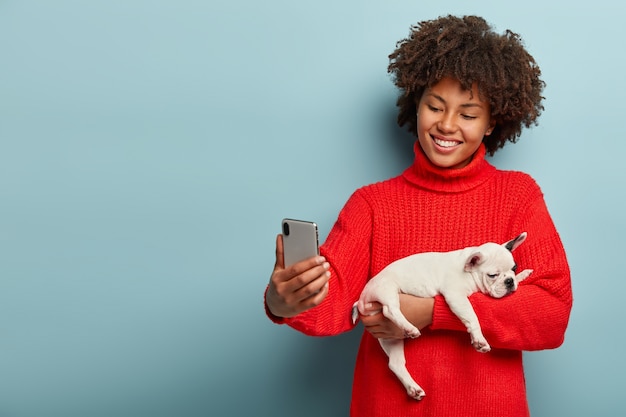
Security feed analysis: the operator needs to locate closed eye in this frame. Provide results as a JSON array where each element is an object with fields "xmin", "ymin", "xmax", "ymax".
[
  {"xmin": 512, "ymin": 264, "xmax": 518, "ymax": 272},
  {"xmin": 427, "ymin": 105, "xmax": 441, "ymax": 113},
  {"xmin": 487, "ymin": 273, "xmax": 498, "ymax": 279}
]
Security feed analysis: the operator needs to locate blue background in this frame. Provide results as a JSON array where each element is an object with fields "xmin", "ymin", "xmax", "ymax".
[{"xmin": 0, "ymin": 1, "xmax": 623, "ymax": 416}]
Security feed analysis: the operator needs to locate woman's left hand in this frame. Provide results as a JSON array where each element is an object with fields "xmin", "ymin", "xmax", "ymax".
[
  {"xmin": 359, "ymin": 302, "xmax": 405, "ymax": 339},
  {"xmin": 360, "ymin": 295, "xmax": 434, "ymax": 339}
]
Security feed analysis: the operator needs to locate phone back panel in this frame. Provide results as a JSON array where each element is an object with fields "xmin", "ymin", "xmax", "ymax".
[{"xmin": 282, "ymin": 219, "xmax": 319, "ymax": 266}]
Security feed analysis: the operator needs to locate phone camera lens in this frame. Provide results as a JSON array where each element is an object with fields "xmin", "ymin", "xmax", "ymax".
[{"xmin": 282, "ymin": 222, "xmax": 290, "ymax": 236}]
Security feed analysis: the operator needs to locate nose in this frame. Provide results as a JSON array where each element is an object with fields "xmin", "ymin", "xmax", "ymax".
[
  {"xmin": 437, "ymin": 112, "xmax": 457, "ymax": 133},
  {"xmin": 504, "ymin": 278, "xmax": 515, "ymax": 290}
]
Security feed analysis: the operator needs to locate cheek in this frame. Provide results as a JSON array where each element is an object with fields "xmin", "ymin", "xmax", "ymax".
[
  {"xmin": 460, "ymin": 127, "xmax": 488, "ymax": 147},
  {"xmin": 416, "ymin": 113, "xmax": 435, "ymax": 138}
]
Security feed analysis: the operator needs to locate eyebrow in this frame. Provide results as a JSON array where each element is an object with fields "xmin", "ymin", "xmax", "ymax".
[{"xmin": 427, "ymin": 93, "xmax": 485, "ymax": 109}]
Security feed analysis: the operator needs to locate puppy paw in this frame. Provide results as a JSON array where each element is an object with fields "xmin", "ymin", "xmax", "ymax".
[
  {"xmin": 407, "ymin": 385, "xmax": 426, "ymax": 401},
  {"xmin": 403, "ymin": 327, "xmax": 421, "ymax": 339},
  {"xmin": 471, "ymin": 336, "xmax": 491, "ymax": 353},
  {"xmin": 515, "ymin": 269, "xmax": 533, "ymax": 283},
  {"xmin": 475, "ymin": 343, "xmax": 491, "ymax": 353}
]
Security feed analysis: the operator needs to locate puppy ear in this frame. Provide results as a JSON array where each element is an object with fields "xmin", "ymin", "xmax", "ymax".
[
  {"xmin": 504, "ymin": 232, "xmax": 527, "ymax": 252},
  {"xmin": 464, "ymin": 252, "xmax": 484, "ymax": 272}
]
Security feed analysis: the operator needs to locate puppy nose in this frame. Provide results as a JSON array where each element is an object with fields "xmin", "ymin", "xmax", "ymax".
[{"xmin": 505, "ymin": 278, "xmax": 515, "ymax": 289}]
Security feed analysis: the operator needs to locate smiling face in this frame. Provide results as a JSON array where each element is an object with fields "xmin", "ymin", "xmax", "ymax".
[{"xmin": 416, "ymin": 77, "xmax": 496, "ymax": 169}]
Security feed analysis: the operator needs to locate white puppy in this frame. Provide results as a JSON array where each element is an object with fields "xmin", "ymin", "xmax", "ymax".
[{"xmin": 351, "ymin": 233, "xmax": 532, "ymax": 400}]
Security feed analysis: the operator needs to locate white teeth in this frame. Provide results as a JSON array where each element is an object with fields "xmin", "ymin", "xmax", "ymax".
[{"xmin": 434, "ymin": 138, "xmax": 459, "ymax": 148}]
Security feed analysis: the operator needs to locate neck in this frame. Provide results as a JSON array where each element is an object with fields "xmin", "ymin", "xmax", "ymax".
[{"xmin": 401, "ymin": 141, "xmax": 496, "ymax": 193}]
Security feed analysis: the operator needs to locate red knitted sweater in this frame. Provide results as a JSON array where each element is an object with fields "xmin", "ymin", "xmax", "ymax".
[{"xmin": 269, "ymin": 142, "xmax": 572, "ymax": 417}]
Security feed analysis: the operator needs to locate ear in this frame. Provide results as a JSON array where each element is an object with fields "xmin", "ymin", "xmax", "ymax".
[
  {"xmin": 504, "ymin": 232, "xmax": 527, "ymax": 252},
  {"xmin": 484, "ymin": 119, "xmax": 496, "ymax": 136},
  {"xmin": 464, "ymin": 251, "xmax": 485, "ymax": 272}
]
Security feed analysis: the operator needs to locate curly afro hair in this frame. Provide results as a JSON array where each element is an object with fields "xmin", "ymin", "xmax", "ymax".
[{"xmin": 388, "ymin": 15, "xmax": 545, "ymax": 155}]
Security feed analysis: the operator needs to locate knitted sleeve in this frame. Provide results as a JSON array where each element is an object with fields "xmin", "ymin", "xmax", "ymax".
[
  {"xmin": 431, "ymin": 180, "xmax": 573, "ymax": 351},
  {"xmin": 281, "ymin": 190, "xmax": 373, "ymax": 336}
]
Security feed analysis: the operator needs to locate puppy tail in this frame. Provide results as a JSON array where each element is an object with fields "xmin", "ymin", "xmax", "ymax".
[{"xmin": 351, "ymin": 302, "xmax": 360, "ymax": 325}]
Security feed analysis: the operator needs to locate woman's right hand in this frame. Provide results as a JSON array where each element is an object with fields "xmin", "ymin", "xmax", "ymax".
[{"xmin": 265, "ymin": 234, "xmax": 331, "ymax": 318}]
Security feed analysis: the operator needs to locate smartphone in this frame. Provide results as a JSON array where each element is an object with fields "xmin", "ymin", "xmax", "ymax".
[{"xmin": 281, "ymin": 218, "xmax": 320, "ymax": 267}]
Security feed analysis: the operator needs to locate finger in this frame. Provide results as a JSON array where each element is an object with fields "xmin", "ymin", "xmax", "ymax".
[
  {"xmin": 274, "ymin": 234, "xmax": 285, "ymax": 269},
  {"xmin": 367, "ymin": 329, "xmax": 387, "ymax": 339},
  {"xmin": 362, "ymin": 321, "xmax": 387, "ymax": 338},
  {"xmin": 360, "ymin": 310, "xmax": 384, "ymax": 326},
  {"xmin": 298, "ymin": 280, "xmax": 329, "ymax": 310},
  {"xmin": 361, "ymin": 301, "xmax": 383, "ymax": 315},
  {"xmin": 286, "ymin": 255, "xmax": 327, "ymax": 275},
  {"xmin": 292, "ymin": 265, "xmax": 331, "ymax": 300},
  {"xmin": 271, "ymin": 255, "xmax": 328, "ymax": 293},
  {"xmin": 280, "ymin": 256, "xmax": 328, "ymax": 289}
]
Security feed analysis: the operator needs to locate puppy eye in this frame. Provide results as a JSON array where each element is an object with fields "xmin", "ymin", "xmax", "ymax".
[
  {"xmin": 487, "ymin": 273, "xmax": 498, "ymax": 279},
  {"xmin": 512, "ymin": 264, "xmax": 518, "ymax": 272}
]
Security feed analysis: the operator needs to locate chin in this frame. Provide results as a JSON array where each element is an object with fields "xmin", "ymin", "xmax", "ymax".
[{"xmin": 489, "ymin": 286, "xmax": 509, "ymax": 299}]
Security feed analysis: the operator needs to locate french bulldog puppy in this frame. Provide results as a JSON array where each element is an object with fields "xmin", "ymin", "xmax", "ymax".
[{"xmin": 351, "ymin": 233, "xmax": 533, "ymax": 400}]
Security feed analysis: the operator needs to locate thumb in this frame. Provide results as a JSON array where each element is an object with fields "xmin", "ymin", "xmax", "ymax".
[
  {"xmin": 363, "ymin": 301, "xmax": 383, "ymax": 315},
  {"xmin": 274, "ymin": 234, "xmax": 285, "ymax": 270}
]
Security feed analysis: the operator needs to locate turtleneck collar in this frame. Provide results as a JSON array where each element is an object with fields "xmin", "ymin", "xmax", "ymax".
[{"xmin": 402, "ymin": 141, "xmax": 497, "ymax": 193}]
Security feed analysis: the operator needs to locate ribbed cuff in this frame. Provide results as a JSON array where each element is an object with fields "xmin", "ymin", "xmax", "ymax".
[{"xmin": 430, "ymin": 295, "xmax": 466, "ymax": 332}]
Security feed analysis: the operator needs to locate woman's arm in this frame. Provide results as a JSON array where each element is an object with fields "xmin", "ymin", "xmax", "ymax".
[
  {"xmin": 265, "ymin": 190, "xmax": 375, "ymax": 336},
  {"xmin": 430, "ymin": 195, "xmax": 573, "ymax": 351},
  {"xmin": 360, "ymin": 189, "xmax": 572, "ymax": 351}
]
